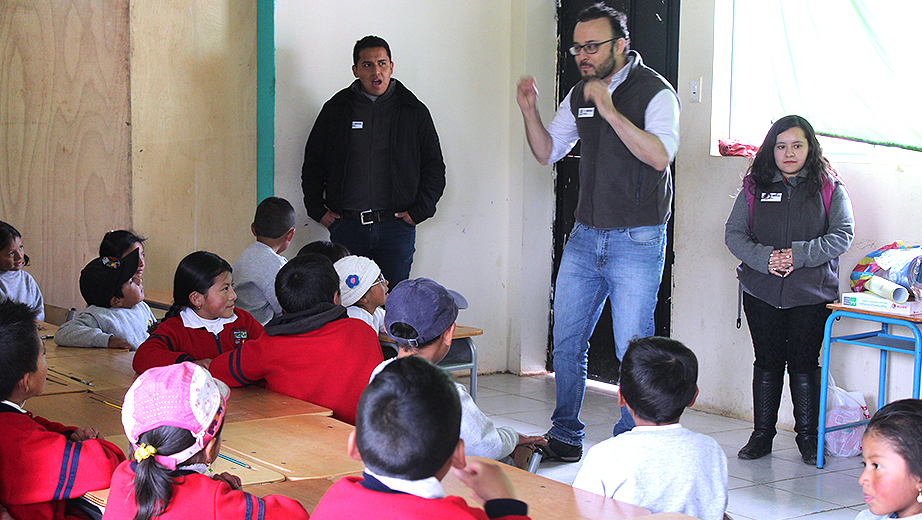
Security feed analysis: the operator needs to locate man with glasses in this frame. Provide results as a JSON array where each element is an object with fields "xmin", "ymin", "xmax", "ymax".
[
  {"xmin": 516, "ymin": 3, "xmax": 680, "ymax": 462},
  {"xmin": 303, "ymin": 35, "xmax": 446, "ymax": 286}
]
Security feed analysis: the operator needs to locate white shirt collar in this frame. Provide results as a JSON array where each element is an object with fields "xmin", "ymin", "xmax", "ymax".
[
  {"xmin": 606, "ymin": 51, "xmax": 637, "ymax": 93},
  {"xmin": 630, "ymin": 423, "xmax": 683, "ymax": 432},
  {"xmin": 365, "ymin": 468, "xmax": 446, "ymax": 499},
  {"xmin": 179, "ymin": 307, "xmax": 237, "ymax": 335},
  {"xmin": 2, "ymin": 400, "xmax": 27, "ymax": 413}
]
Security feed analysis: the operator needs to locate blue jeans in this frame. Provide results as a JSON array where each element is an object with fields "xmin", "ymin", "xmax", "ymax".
[
  {"xmin": 329, "ymin": 217, "xmax": 416, "ymax": 284},
  {"xmin": 549, "ymin": 222, "xmax": 666, "ymax": 445}
]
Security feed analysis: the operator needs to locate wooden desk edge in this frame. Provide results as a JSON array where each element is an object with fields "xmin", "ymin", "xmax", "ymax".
[{"xmin": 827, "ymin": 303, "xmax": 922, "ymax": 323}]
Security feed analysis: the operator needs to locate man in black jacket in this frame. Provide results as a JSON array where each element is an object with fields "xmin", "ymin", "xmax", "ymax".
[{"xmin": 302, "ymin": 35, "xmax": 446, "ymax": 285}]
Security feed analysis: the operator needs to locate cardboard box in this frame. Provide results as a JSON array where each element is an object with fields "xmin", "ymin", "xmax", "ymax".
[{"xmin": 841, "ymin": 292, "xmax": 922, "ymax": 315}]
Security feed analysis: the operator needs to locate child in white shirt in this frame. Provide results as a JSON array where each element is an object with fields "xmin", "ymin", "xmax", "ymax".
[{"xmin": 334, "ymin": 256, "xmax": 387, "ymax": 334}]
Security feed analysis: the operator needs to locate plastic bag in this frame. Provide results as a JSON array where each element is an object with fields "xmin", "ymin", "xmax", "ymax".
[{"xmin": 824, "ymin": 374, "xmax": 870, "ymax": 458}]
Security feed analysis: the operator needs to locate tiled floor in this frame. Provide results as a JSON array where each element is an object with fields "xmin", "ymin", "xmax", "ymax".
[{"xmin": 466, "ymin": 372, "xmax": 867, "ymax": 520}]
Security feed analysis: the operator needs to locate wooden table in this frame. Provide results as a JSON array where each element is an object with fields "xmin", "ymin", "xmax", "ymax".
[
  {"xmin": 46, "ymin": 351, "xmax": 137, "ymax": 391},
  {"xmin": 247, "ymin": 457, "xmax": 653, "ymax": 520},
  {"xmin": 93, "ymin": 385, "xmax": 333, "ymax": 423},
  {"xmin": 25, "ymin": 391, "xmax": 125, "ymax": 436},
  {"xmin": 143, "ymin": 289, "xmax": 172, "ymax": 311},
  {"xmin": 220, "ymin": 415, "xmax": 362, "ymax": 480}
]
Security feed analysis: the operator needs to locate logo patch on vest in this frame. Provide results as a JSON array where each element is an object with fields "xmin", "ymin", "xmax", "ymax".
[
  {"xmin": 577, "ymin": 107, "xmax": 595, "ymax": 118},
  {"xmin": 352, "ymin": 121, "xmax": 363, "ymax": 129},
  {"xmin": 761, "ymin": 192, "xmax": 782, "ymax": 202}
]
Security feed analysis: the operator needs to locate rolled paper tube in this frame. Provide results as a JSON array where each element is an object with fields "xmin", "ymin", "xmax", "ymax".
[{"xmin": 866, "ymin": 275, "xmax": 909, "ymax": 303}]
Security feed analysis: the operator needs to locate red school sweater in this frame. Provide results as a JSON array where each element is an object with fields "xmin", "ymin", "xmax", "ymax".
[
  {"xmin": 132, "ymin": 308, "xmax": 263, "ymax": 374},
  {"xmin": 0, "ymin": 405, "xmax": 125, "ymax": 520},
  {"xmin": 209, "ymin": 317, "xmax": 383, "ymax": 425},
  {"xmin": 310, "ymin": 476, "xmax": 531, "ymax": 520},
  {"xmin": 102, "ymin": 461, "xmax": 309, "ymax": 520}
]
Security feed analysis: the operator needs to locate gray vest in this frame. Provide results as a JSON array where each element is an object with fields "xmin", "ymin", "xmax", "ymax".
[
  {"xmin": 570, "ymin": 56, "xmax": 676, "ymax": 229},
  {"xmin": 737, "ymin": 176, "xmax": 840, "ymax": 308}
]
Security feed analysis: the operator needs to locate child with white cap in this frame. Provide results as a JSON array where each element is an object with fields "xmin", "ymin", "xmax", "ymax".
[
  {"xmin": 334, "ymin": 255, "xmax": 388, "ymax": 333},
  {"xmin": 102, "ymin": 362, "xmax": 308, "ymax": 520}
]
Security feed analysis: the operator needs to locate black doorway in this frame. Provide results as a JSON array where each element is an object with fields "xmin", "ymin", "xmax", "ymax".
[{"xmin": 548, "ymin": 0, "xmax": 680, "ymax": 383}]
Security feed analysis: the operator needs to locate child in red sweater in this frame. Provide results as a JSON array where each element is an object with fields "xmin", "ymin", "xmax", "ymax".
[
  {"xmin": 133, "ymin": 251, "xmax": 263, "ymax": 374},
  {"xmin": 210, "ymin": 254, "xmax": 382, "ymax": 425},
  {"xmin": 103, "ymin": 362, "xmax": 308, "ymax": 519},
  {"xmin": 0, "ymin": 301, "xmax": 125, "ymax": 519},
  {"xmin": 311, "ymin": 356, "xmax": 531, "ymax": 520}
]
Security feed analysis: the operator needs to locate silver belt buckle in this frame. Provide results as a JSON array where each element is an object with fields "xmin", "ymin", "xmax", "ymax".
[{"xmin": 360, "ymin": 210, "xmax": 374, "ymax": 225}]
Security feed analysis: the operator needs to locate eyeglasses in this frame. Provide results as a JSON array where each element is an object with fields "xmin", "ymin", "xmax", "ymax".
[
  {"xmin": 372, "ymin": 273, "xmax": 387, "ymax": 287},
  {"xmin": 569, "ymin": 38, "xmax": 616, "ymax": 56}
]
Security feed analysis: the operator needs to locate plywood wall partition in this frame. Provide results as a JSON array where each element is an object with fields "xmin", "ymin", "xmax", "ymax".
[
  {"xmin": 130, "ymin": 1, "xmax": 258, "ymax": 295},
  {"xmin": 0, "ymin": 0, "xmax": 132, "ymax": 310},
  {"xmin": 1, "ymin": 0, "xmax": 258, "ymax": 312}
]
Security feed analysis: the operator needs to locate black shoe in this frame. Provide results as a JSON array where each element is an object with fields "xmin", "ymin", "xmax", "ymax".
[
  {"xmin": 537, "ymin": 434, "xmax": 582, "ymax": 463},
  {"xmin": 738, "ymin": 431, "xmax": 773, "ymax": 460},
  {"xmin": 796, "ymin": 435, "xmax": 818, "ymax": 465}
]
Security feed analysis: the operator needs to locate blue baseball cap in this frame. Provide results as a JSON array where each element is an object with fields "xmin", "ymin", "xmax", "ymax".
[{"xmin": 385, "ymin": 278, "xmax": 468, "ymax": 347}]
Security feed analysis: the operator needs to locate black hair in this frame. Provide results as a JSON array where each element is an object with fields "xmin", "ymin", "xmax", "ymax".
[
  {"xmin": 389, "ymin": 322, "xmax": 441, "ymax": 351},
  {"xmin": 131, "ymin": 426, "xmax": 197, "ymax": 520},
  {"xmin": 275, "ymin": 254, "xmax": 339, "ymax": 313},
  {"xmin": 160, "ymin": 251, "xmax": 232, "ymax": 322},
  {"xmin": 0, "ymin": 301, "xmax": 41, "ymax": 400},
  {"xmin": 353, "ymin": 35, "xmax": 391, "ymax": 66},
  {"xmin": 252, "ymin": 197, "xmax": 296, "ymax": 239},
  {"xmin": 0, "ymin": 221, "xmax": 29, "ymax": 267},
  {"xmin": 297, "ymin": 240, "xmax": 350, "ymax": 263},
  {"xmin": 746, "ymin": 115, "xmax": 839, "ymax": 195},
  {"xmin": 620, "ymin": 336, "xmax": 698, "ymax": 424},
  {"xmin": 576, "ymin": 2, "xmax": 631, "ymax": 51},
  {"xmin": 99, "ymin": 230, "xmax": 147, "ymax": 258},
  {"xmin": 864, "ymin": 399, "xmax": 922, "ymax": 482},
  {"xmin": 355, "ymin": 356, "xmax": 461, "ymax": 480}
]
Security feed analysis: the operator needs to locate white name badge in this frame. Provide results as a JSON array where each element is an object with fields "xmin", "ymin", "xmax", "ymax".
[
  {"xmin": 761, "ymin": 192, "xmax": 782, "ymax": 202},
  {"xmin": 352, "ymin": 121, "xmax": 364, "ymax": 129},
  {"xmin": 577, "ymin": 107, "xmax": 595, "ymax": 118}
]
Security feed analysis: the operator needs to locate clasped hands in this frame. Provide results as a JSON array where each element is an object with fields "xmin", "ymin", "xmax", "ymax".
[{"xmin": 768, "ymin": 248, "xmax": 793, "ymax": 278}]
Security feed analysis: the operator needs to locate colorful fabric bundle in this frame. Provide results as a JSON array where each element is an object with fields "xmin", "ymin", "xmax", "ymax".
[{"xmin": 851, "ymin": 241, "xmax": 922, "ymax": 300}]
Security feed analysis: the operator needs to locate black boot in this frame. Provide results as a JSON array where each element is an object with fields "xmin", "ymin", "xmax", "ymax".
[
  {"xmin": 739, "ymin": 367, "xmax": 784, "ymax": 460},
  {"xmin": 791, "ymin": 368, "xmax": 821, "ymax": 465}
]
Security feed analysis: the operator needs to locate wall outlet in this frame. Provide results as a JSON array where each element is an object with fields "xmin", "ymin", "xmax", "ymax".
[{"xmin": 689, "ymin": 77, "xmax": 702, "ymax": 103}]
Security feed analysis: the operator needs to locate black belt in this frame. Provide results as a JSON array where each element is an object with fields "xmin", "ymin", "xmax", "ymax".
[{"xmin": 341, "ymin": 209, "xmax": 398, "ymax": 225}]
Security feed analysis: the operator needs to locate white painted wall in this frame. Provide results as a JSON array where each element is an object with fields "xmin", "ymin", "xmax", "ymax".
[
  {"xmin": 676, "ymin": 0, "xmax": 922, "ymax": 425},
  {"xmin": 275, "ymin": 0, "xmax": 922, "ymax": 425},
  {"xmin": 274, "ymin": 0, "xmax": 557, "ymax": 375}
]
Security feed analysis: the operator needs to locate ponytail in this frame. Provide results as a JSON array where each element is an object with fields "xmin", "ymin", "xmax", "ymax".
[{"xmin": 131, "ymin": 426, "xmax": 196, "ymax": 520}]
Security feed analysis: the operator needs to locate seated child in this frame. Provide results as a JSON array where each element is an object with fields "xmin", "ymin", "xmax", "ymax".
[
  {"xmin": 0, "ymin": 221, "xmax": 44, "ymax": 321},
  {"xmin": 311, "ymin": 356, "xmax": 531, "ymax": 520},
  {"xmin": 335, "ymin": 255, "xmax": 388, "ymax": 333},
  {"xmin": 210, "ymin": 254, "xmax": 383, "ymax": 425},
  {"xmin": 133, "ymin": 251, "xmax": 263, "ymax": 374},
  {"xmin": 102, "ymin": 362, "xmax": 309, "ymax": 519},
  {"xmin": 855, "ymin": 398, "xmax": 922, "ymax": 520},
  {"xmin": 572, "ymin": 336, "xmax": 728, "ymax": 520},
  {"xmin": 298, "ymin": 239, "xmax": 350, "ymax": 262},
  {"xmin": 0, "ymin": 301, "xmax": 125, "ymax": 519},
  {"xmin": 378, "ymin": 278, "xmax": 545, "ymax": 462},
  {"xmin": 99, "ymin": 229, "xmax": 147, "ymax": 276},
  {"xmin": 55, "ymin": 248, "xmax": 155, "ymax": 350},
  {"xmin": 232, "ymin": 197, "xmax": 296, "ymax": 325}
]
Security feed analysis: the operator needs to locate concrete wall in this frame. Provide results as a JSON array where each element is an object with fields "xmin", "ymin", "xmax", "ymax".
[
  {"xmin": 675, "ymin": 0, "xmax": 922, "ymax": 425},
  {"xmin": 275, "ymin": 0, "xmax": 922, "ymax": 424},
  {"xmin": 274, "ymin": 0, "xmax": 558, "ymax": 374}
]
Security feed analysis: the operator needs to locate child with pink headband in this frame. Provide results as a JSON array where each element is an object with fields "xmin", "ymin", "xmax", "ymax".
[{"xmin": 102, "ymin": 362, "xmax": 308, "ymax": 520}]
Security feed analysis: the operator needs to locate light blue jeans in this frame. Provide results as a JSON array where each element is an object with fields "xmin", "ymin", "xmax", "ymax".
[{"xmin": 549, "ymin": 222, "xmax": 666, "ymax": 445}]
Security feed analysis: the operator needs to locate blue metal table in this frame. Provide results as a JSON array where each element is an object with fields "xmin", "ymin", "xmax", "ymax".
[{"xmin": 817, "ymin": 304, "xmax": 922, "ymax": 468}]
